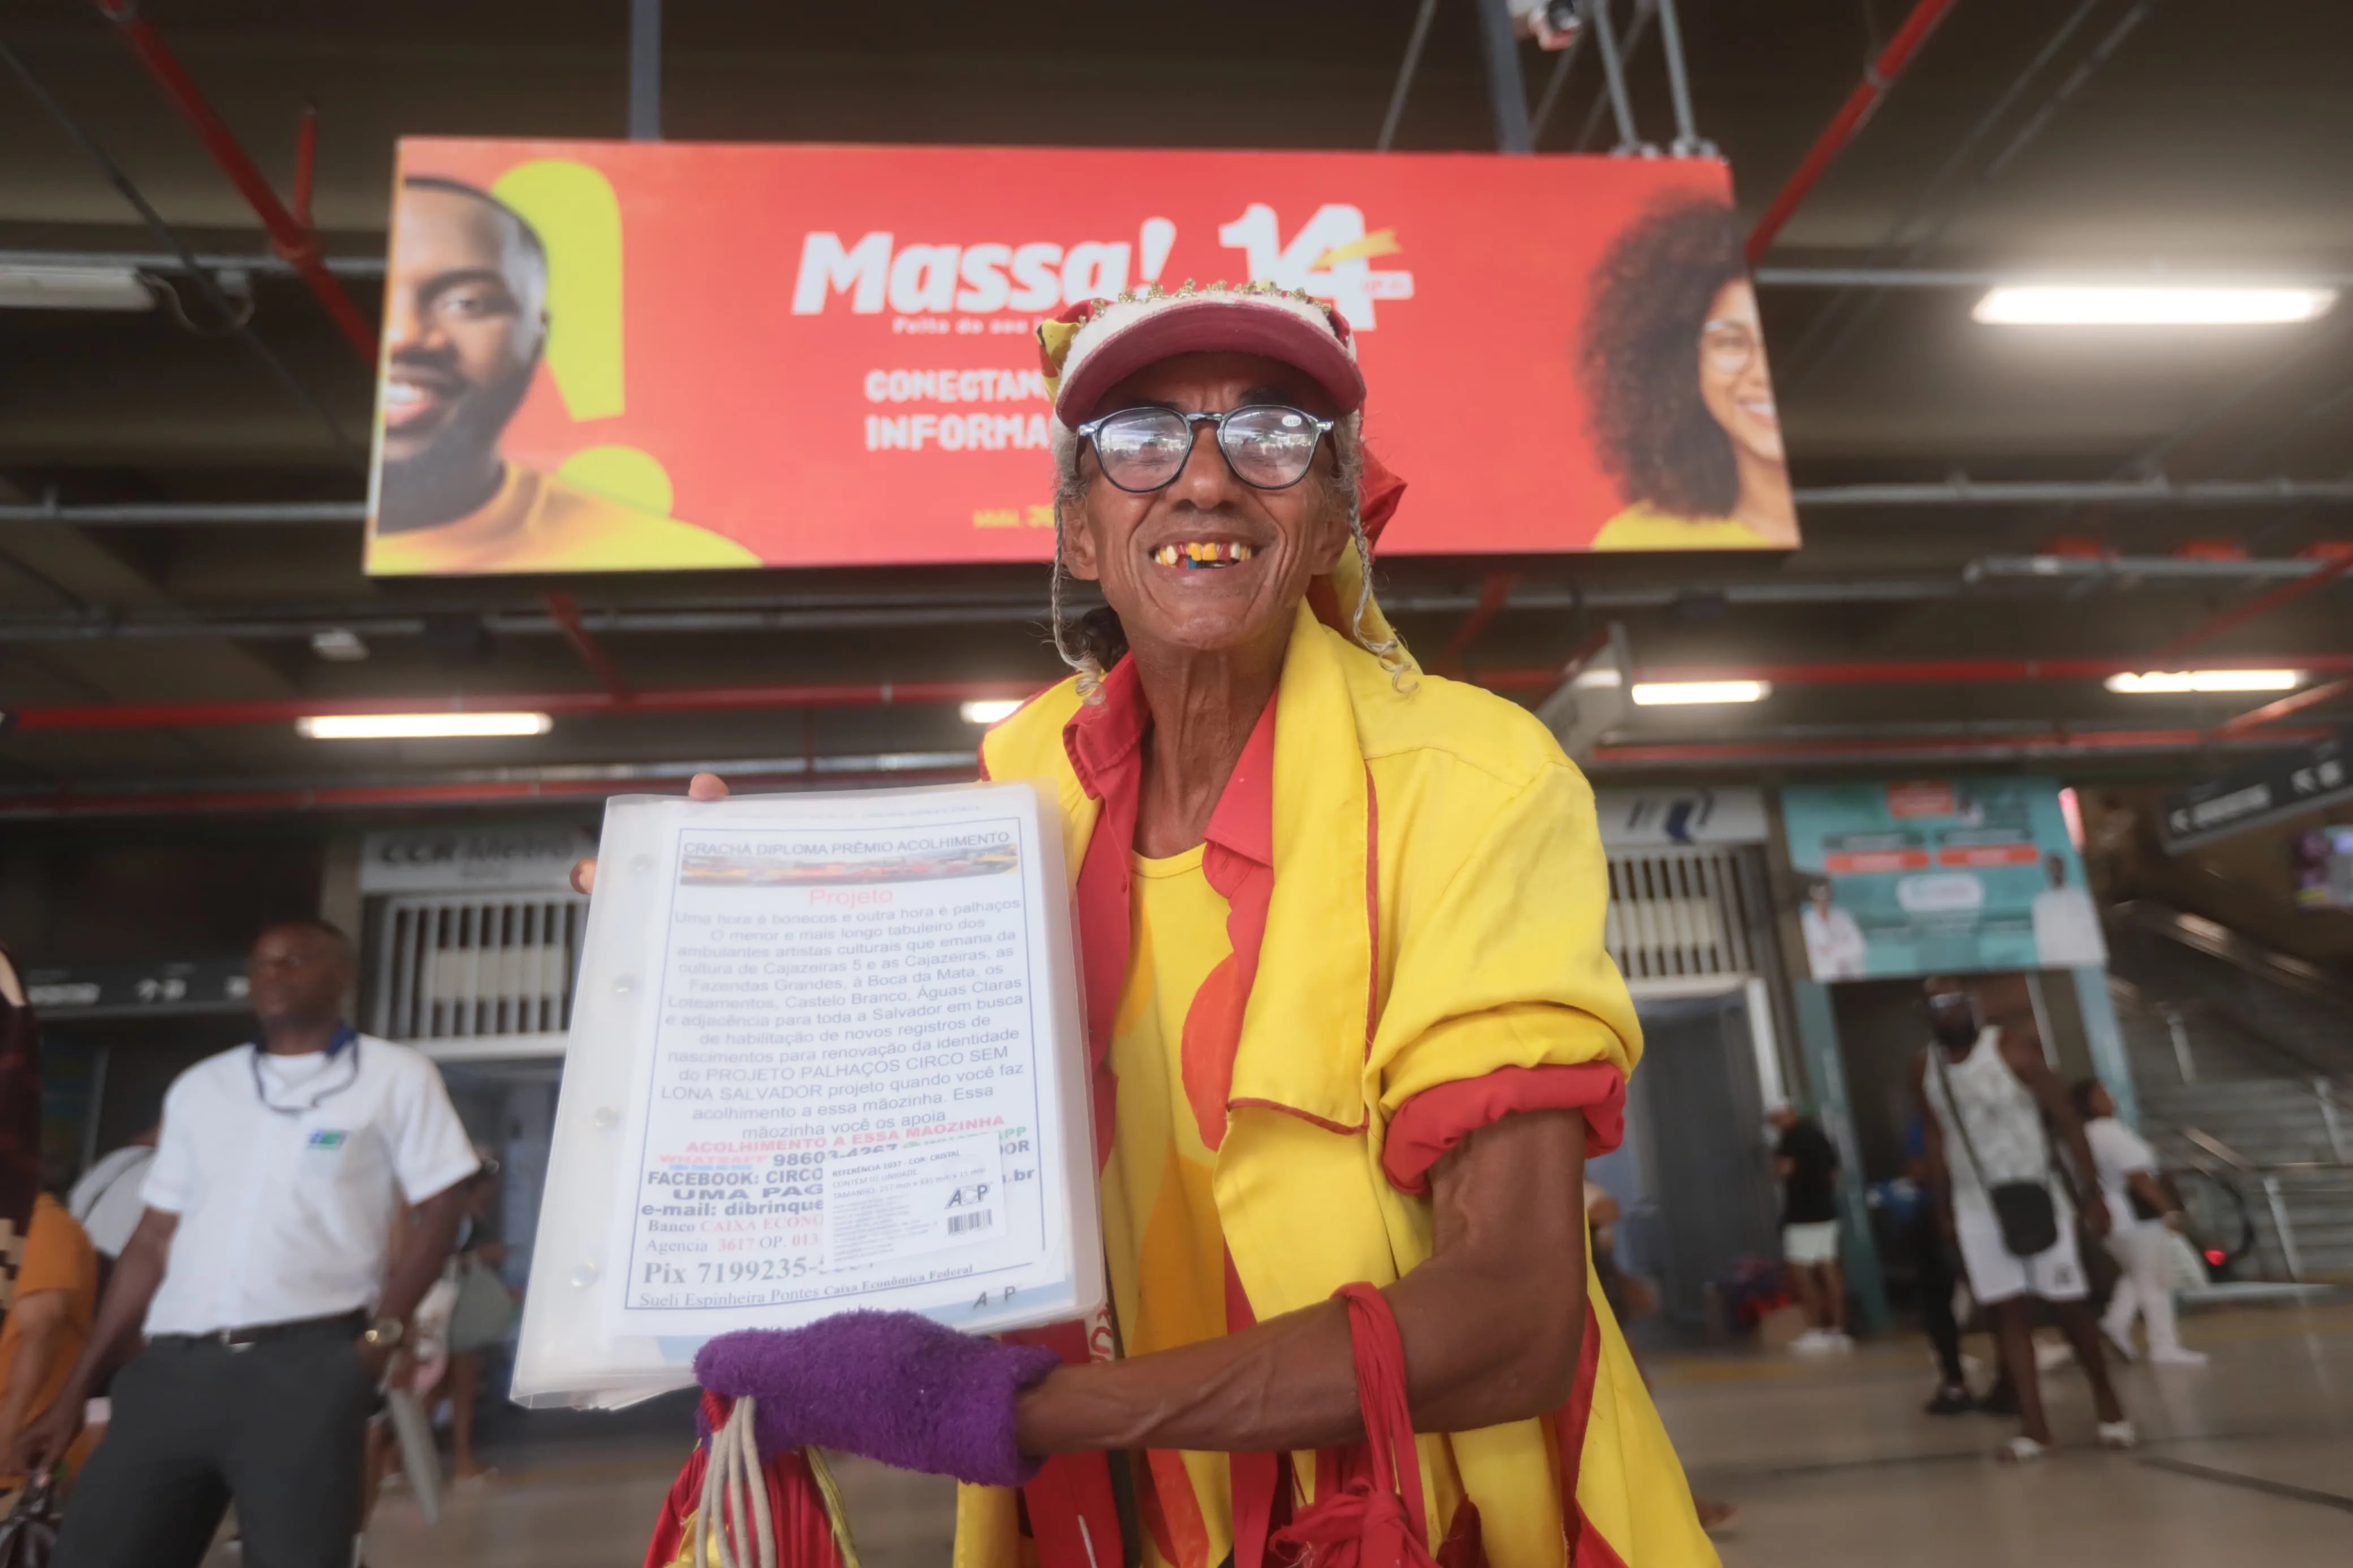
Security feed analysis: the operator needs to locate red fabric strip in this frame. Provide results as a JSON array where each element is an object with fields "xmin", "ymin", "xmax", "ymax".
[
  {"xmin": 1380, "ymin": 1064, "xmax": 1626, "ymax": 1195},
  {"xmin": 1552, "ymin": 1284, "xmax": 1631, "ymax": 1568}
]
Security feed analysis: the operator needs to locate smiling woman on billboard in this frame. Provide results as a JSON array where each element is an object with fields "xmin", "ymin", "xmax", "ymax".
[{"xmin": 1580, "ymin": 196, "xmax": 1799, "ymax": 550}]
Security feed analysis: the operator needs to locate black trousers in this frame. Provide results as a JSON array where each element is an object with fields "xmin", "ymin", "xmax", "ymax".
[
  {"xmin": 55, "ymin": 1323, "xmax": 376, "ymax": 1568},
  {"xmin": 1911, "ymin": 1207, "xmax": 1967, "ymax": 1386}
]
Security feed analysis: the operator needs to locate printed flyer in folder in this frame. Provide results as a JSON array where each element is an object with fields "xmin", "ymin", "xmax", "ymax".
[{"xmin": 515, "ymin": 782, "xmax": 1101, "ymax": 1405}]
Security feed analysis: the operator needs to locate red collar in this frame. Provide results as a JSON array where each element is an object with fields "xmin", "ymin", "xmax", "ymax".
[{"xmin": 1062, "ymin": 655, "xmax": 1274, "ymax": 872}]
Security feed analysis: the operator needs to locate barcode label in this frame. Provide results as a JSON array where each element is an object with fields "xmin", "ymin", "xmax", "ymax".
[{"xmin": 947, "ymin": 1211, "xmax": 993, "ymax": 1236}]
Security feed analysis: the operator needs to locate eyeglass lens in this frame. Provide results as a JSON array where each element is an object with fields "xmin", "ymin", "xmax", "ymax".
[
  {"xmin": 1091, "ymin": 406, "xmax": 1322, "ymax": 492},
  {"xmin": 1701, "ymin": 319, "xmax": 1760, "ymax": 376}
]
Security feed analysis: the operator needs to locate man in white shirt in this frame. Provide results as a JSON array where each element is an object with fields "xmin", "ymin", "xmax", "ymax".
[
  {"xmin": 2031, "ymin": 854, "xmax": 2106, "ymax": 966},
  {"xmin": 1800, "ymin": 878, "xmax": 1868, "ymax": 979},
  {"xmin": 20, "ymin": 920, "xmax": 479, "ymax": 1568}
]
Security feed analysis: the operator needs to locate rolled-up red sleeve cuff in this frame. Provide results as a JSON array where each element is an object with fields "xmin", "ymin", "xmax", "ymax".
[{"xmin": 1381, "ymin": 1062, "xmax": 1627, "ymax": 1194}]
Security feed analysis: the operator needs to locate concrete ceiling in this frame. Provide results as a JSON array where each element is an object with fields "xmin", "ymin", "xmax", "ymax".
[{"xmin": 0, "ymin": 0, "xmax": 2348, "ymax": 813}]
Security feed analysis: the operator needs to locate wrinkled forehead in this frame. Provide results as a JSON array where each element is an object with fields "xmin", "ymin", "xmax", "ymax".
[{"xmin": 1088, "ymin": 351, "xmax": 1338, "ymax": 422}]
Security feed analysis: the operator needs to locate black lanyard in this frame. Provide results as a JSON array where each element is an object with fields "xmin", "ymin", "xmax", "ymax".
[{"xmin": 250, "ymin": 1027, "xmax": 362, "ymax": 1116}]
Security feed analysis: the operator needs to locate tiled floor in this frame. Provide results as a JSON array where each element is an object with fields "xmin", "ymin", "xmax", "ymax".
[{"xmin": 339, "ymin": 1299, "xmax": 2353, "ymax": 1567}]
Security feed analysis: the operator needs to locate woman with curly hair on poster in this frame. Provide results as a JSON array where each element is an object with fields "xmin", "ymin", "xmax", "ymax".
[{"xmin": 1581, "ymin": 196, "xmax": 1799, "ymax": 549}]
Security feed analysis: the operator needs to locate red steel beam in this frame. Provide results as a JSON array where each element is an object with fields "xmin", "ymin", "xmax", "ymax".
[
  {"xmin": 92, "ymin": 2, "xmax": 374, "ymax": 361},
  {"xmin": 1745, "ymin": 0, "xmax": 1963, "ymax": 264},
  {"xmin": 2213, "ymin": 675, "xmax": 2353, "ymax": 738},
  {"xmin": 2149, "ymin": 548, "xmax": 2353, "ymax": 664},
  {"xmin": 545, "ymin": 593, "xmax": 632, "ymax": 698},
  {"xmin": 1432, "ymin": 572, "xmax": 1515, "ymax": 678}
]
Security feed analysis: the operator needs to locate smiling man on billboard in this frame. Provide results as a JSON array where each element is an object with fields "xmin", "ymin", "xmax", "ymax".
[{"xmin": 367, "ymin": 176, "xmax": 756, "ymax": 574}]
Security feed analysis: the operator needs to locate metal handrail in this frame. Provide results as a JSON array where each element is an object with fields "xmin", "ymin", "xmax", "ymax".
[
  {"xmin": 2157, "ymin": 1119, "xmax": 2353, "ymax": 1285},
  {"xmin": 2111, "ymin": 900, "xmax": 2353, "ymax": 1010}
]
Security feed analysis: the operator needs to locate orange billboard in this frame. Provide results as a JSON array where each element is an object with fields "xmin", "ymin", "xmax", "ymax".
[{"xmin": 368, "ymin": 139, "xmax": 1797, "ymax": 575}]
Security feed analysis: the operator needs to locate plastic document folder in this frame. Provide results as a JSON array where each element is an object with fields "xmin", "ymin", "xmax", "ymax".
[{"xmin": 514, "ymin": 780, "xmax": 1103, "ymax": 1406}]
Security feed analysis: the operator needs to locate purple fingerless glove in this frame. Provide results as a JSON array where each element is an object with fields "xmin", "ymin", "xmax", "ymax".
[{"xmin": 694, "ymin": 1311, "xmax": 1062, "ymax": 1487}]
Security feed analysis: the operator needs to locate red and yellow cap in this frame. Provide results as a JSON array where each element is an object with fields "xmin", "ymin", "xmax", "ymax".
[{"xmin": 1038, "ymin": 281, "xmax": 1366, "ymax": 430}]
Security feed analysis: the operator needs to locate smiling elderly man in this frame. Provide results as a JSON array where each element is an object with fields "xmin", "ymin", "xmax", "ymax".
[{"xmin": 605, "ymin": 283, "xmax": 1711, "ymax": 1568}]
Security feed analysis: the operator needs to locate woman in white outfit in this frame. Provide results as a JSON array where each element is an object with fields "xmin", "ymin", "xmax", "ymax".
[{"xmin": 2071, "ymin": 1080, "xmax": 2207, "ymax": 1367}]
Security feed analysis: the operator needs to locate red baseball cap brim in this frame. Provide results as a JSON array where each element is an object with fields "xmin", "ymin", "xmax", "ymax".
[{"xmin": 1052, "ymin": 296, "xmax": 1367, "ymax": 424}]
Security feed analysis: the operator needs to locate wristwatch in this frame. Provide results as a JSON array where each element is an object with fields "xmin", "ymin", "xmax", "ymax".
[{"xmin": 361, "ymin": 1316, "xmax": 407, "ymax": 1351}]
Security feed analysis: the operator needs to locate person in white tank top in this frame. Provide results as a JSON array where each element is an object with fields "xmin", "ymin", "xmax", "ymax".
[{"xmin": 1915, "ymin": 975, "xmax": 2132, "ymax": 1462}]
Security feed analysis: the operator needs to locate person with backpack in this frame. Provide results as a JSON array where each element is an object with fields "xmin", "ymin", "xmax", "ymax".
[{"xmin": 1914, "ymin": 975, "xmax": 2131, "ymax": 1462}]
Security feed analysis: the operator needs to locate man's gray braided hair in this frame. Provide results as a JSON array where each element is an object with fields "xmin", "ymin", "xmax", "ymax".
[{"xmin": 1048, "ymin": 412, "xmax": 1411, "ymax": 702}]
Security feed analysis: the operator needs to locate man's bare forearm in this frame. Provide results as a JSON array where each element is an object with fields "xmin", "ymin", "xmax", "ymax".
[
  {"xmin": 58, "ymin": 1210, "xmax": 174, "ymax": 1399},
  {"xmin": 378, "ymin": 1185, "xmax": 467, "ymax": 1326},
  {"xmin": 1015, "ymin": 1108, "xmax": 1588, "ymax": 1456}
]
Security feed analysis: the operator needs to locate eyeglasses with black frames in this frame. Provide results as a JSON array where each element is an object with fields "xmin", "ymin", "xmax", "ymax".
[{"xmin": 1076, "ymin": 404, "xmax": 1334, "ymax": 494}]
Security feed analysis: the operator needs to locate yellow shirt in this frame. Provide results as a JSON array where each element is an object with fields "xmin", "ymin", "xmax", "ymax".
[
  {"xmin": 1588, "ymin": 503, "xmax": 1777, "ymax": 551},
  {"xmin": 1102, "ymin": 847, "xmax": 1236, "ymax": 1568},
  {"xmin": 0, "ymin": 1196, "xmax": 97, "ymax": 1471},
  {"xmin": 365, "ymin": 463, "xmax": 760, "ymax": 574},
  {"xmin": 967, "ymin": 604, "xmax": 1712, "ymax": 1568}
]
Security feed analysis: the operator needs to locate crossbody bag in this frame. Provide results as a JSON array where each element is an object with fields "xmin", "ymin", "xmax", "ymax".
[{"xmin": 1929, "ymin": 1045, "xmax": 2060, "ymax": 1258}]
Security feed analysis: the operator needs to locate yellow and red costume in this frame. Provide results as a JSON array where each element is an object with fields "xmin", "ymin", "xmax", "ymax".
[{"xmin": 960, "ymin": 581, "xmax": 1716, "ymax": 1568}]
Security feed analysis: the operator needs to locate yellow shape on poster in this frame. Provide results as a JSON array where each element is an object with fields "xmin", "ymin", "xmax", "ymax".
[
  {"xmin": 559, "ymin": 446, "xmax": 674, "ymax": 516},
  {"xmin": 494, "ymin": 159, "xmax": 626, "ymax": 422}
]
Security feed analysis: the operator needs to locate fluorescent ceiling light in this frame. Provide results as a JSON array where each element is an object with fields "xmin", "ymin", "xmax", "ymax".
[
  {"xmin": 959, "ymin": 698, "xmax": 1023, "ymax": 725},
  {"xmin": 296, "ymin": 711, "xmax": 553, "ymax": 739},
  {"xmin": 0, "ymin": 263, "xmax": 156, "ymax": 312},
  {"xmin": 2105, "ymin": 669, "xmax": 2303, "ymax": 694},
  {"xmin": 1571, "ymin": 666, "xmax": 1624, "ymax": 689},
  {"xmin": 1975, "ymin": 284, "xmax": 2337, "ymax": 326},
  {"xmin": 1630, "ymin": 680, "xmax": 1772, "ymax": 706}
]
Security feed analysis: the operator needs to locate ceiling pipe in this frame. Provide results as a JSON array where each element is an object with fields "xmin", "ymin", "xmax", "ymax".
[
  {"xmin": 0, "ymin": 502, "xmax": 367, "ymax": 527},
  {"xmin": 7, "ymin": 679, "xmax": 1042, "ymax": 733},
  {"xmin": 0, "ymin": 750, "xmax": 982, "ymax": 822},
  {"xmin": 1744, "ymin": 0, "xmax": 1961, "ymax": 264},
  {"xmin": 1477, "ymin": 652, "xmax": 2353, "ymax": 693},
  {"xmin": 18, "ymin": 655, "xmax": 2353, "ymax": 735},
  {"xmin": 0, "ymin": 248, "xmax": 383, "ymax": 279},
  {"xmin": 14, "ymin": 478, "xmax": 2348, "ymax": 532},
  {"xmin": 1590, "ymin": 725, "xmax": 2333, "ymax": 769},
  {"xmin": 89, "ymin": 1, "xmax": 376, "ymax": 361},
  {"xmin": 15, "ymin": 247, "xmax": 2352, "ymax": 300},
  {"xmin": 1960, "ymin": 555, "xmax": 2337, "ymax": 585},
  {"xmin": 1754, "ymin": 266, "xmax": 2353, "ymax": 290},
  {"xmin": 1795, "ymin": 477, "xmax": 2353, "ymax": 508},
  {"xmin": 2, "ymin": 724, "xmax": 2318, "ymax": 814},
  {"xmin": 0, "ymin": 555, "xmax": 2336, "ymax": 649}
]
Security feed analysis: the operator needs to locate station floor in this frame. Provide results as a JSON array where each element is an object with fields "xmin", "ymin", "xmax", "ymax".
[{"xmin": 336, "ymin": 1298, "xmax": 2353, "ymax": 1568}]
